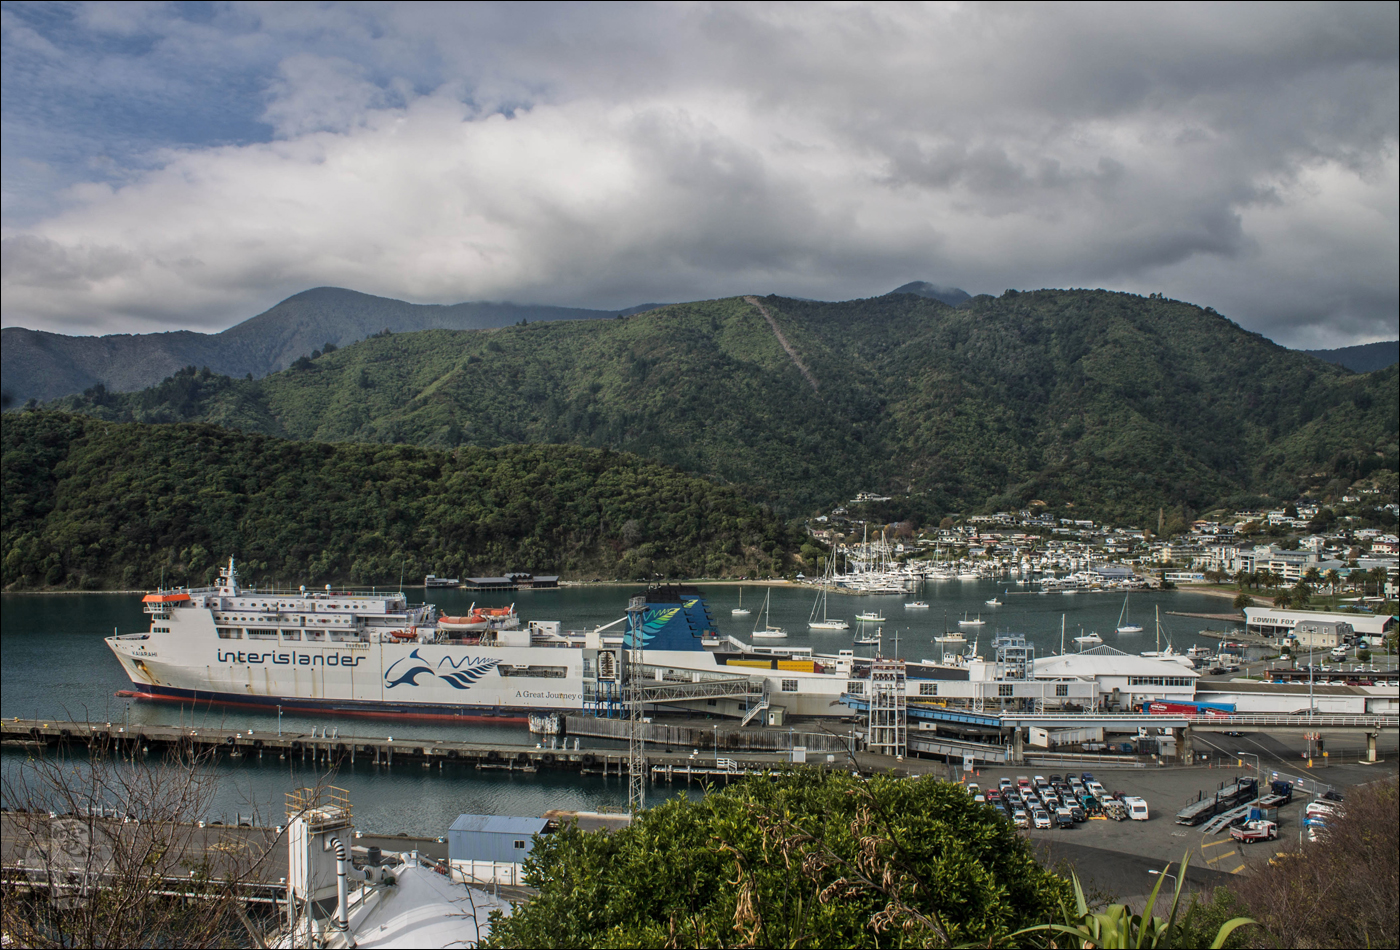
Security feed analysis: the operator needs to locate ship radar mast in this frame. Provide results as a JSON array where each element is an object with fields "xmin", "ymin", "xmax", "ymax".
[{"xmin": 218, "ymin": 557, "xmax": 240, "ymax": 595}]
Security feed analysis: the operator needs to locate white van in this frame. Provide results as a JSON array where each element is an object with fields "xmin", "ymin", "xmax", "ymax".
[
  {"xmin": 1124, "ymin": 796, "xmax": 1149, "ymax": 821},
  {"xmin": 1330, "ymin": 646, "xmax": 1349, "ymax": 660}
]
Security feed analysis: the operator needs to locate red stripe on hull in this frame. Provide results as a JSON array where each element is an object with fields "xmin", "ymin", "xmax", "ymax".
[{"xmin": 114, "ymin": 689, "xmax": 529, "ymax": 723}]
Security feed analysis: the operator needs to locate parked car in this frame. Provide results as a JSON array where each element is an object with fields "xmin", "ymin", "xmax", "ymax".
[
  {"xmin": 1055, "ymin": 807, "xmax": 1075, "ymax": 829},
  {"xmin": 1069, "ymin": 804, "xmax": 1086, "ymax": 823},
  {"xmin": 1013, "ymin": 809, "xmax": 1030, "ymax": 828},
  {"xmin": 986, "ymin": 789, "xmax": 1002, "ymax": 803},
  {"xmin": 1306, "ymin": 801, "xmax": 1343, "ymax": 820},
  {"xmin": 1033, "ymin": 810, "xmax": 1052, "ymax": 830}
]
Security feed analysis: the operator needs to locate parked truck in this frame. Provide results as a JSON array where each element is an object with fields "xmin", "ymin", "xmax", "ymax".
[
  {"xmin": 1175, "ymin": 777, "xmax": 1259, "ymax": 826},
  {"xmin": 1230, "ymin": 820, "xmax": 1278, "ymax": 843}
]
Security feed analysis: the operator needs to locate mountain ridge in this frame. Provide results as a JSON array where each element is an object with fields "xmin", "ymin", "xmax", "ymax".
[
  {"xmin": 1303, "ymin": 340, "xmax": 1399, "ymax": 374},
  {"xmin": 1, "ymin": 287, "xmax": 640, "ymax": 406},
  {"xmin": 10, "ymin": 280, "xmax": 1382, "ymax": 407},
  {"xmin": 47, "ymin": 288, "xmax": 1399, "ymax": 523}
]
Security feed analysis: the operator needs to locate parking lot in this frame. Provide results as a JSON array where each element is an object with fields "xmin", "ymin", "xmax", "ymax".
[{"xmin": 966, "ymin": 742, "xmax": 1398, "ymax": 904}]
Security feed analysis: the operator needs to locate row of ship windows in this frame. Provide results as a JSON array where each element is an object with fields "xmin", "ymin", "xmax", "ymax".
[{"xmin": 218, "ymin": 628, "xmax": 319, "ymax": 641}]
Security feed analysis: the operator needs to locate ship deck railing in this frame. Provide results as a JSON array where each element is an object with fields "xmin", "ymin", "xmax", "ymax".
[{"xmin": 159, "ymin": 584, "xmax": 414, "ymax": 599}]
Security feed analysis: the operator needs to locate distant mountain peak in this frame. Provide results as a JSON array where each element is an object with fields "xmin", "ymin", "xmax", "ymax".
[
  {"xmin": 1302, "ymin": 340, "xmax": 1399, "ymax": 374},
  {"xmin": 890, "ymin": 281, "xmax": 972, "ymax": 306}
]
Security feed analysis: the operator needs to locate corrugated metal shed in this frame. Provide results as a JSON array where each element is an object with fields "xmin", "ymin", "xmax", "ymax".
[{"xmin": 447, "ymin": 814, "xmax": 550, "ymax": 864}]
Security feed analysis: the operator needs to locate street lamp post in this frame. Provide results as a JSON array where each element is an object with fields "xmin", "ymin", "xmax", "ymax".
[
  {"xmin": 1148, "ymin": 868, "xmax": 1178, "ymax": 892},
  {"xmin": 1235, "ymin": 751, "xmax": 1261, "ymax": 786}
]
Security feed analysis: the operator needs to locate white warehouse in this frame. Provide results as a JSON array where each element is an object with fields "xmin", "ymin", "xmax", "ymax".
[{"xmin": 1032, "ymin": 646, "xmax": 1199, "ymax": 710}]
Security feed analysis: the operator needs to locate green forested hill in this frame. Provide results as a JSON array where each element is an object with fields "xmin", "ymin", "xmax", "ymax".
[
  {"xmin": 49, "ymin": 290, "xmax": 1400, "ymax": 523},
  {"xmin": 1, "ymin": 412, "xmax": 801, "ymax": 590}
]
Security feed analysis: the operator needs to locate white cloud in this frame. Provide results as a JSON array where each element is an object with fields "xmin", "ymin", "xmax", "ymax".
[{"xmin": 1, "ymin": 2, "xmax": 1395, "ymax": 345}]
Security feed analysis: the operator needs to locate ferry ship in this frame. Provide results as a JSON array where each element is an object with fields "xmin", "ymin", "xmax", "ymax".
[
  {"xmin": 106, "ymin": 558, "xmax": 865, "ymax": 722},
  {"xmin": 107, "ymin": 558, "xmax": 1122, "ymax": 723}
]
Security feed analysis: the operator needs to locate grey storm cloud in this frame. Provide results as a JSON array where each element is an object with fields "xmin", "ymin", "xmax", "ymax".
[{"xmin": 0, "ymin": 2, "xmax": 1395, "ymax": 348}]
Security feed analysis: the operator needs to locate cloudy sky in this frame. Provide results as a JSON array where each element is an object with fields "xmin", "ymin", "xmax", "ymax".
[{"xmin": 2, "ymin": 2, "xmax": 1396, "ymax": 348}]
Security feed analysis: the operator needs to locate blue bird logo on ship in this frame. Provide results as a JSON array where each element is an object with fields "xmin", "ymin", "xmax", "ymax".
[{"xmin": 384, "ymin": 650, "xmax": 500, "ymax": 690}]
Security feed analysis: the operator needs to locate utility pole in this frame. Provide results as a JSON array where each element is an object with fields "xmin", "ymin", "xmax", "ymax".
[
  {"xmin": 626, "ymin": 594, "xmax": 648, "ymax": 814},
  {"xmin": 1309, "ymin": 648, "xmax": 1315, "ymax": 717}
]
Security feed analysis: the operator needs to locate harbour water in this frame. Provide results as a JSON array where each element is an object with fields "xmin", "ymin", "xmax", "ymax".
[{"xmin": 1, "ymin": 581, "xmax": 1241, "ymax": 834}]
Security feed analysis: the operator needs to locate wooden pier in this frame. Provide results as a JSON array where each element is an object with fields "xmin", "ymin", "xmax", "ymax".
[{"xmin": 0, "ymin": 718, "xmax": 809, "ymax": 778}]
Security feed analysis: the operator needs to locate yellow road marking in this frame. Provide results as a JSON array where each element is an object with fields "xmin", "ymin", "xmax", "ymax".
[
  {"xmin": 1229, "ymin": 863, "xmax": 1246, "ymax": 874},
  {"xmin": 1201, "ymin": 839, "xmax": 1232, "ymax": 849},
  {"xmin": 1211, "ymin": 850, "xmax": 1237, "ymax": 862}
]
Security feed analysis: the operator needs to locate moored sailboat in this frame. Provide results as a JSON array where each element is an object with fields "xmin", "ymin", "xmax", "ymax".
[
  {"xmin": 752, "ymin": 588, "xmax": 787, "ymax": 639},
  {"xmin": 1115, "ymin": 591, "xmax": 1143, "ymax": 634}
]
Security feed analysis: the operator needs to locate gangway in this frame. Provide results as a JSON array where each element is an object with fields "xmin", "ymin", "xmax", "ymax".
[
  {"xmin": 908, "ymin": 734, "xmax": 1010, "ymax": 764},
  {"xmin": 630, "ymin": 664, "xmax": 765, "ymax": 707}
]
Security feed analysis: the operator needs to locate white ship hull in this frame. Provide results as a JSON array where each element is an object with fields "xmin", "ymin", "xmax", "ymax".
[{"xmin": 106, "ymin": 561, "xmax": 866, "ymax": 720}]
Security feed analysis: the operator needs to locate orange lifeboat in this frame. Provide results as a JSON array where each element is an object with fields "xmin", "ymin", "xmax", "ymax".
[
  {"xmin": 438, "ymin": 604, "xmax": 489, "ymax": 631},
  {"xmin": 388, "ymin": 628, "xmax": 418, "ymax": 641}
]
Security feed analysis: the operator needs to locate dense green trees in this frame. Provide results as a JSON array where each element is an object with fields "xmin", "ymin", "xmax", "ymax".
[
  {"xmin": 1, "ymin": 412, "xmax": 800, "ymax": 590},
  {"xmin": 483, "ymin": 769, "xmax": 1072, "ymax": 949},
  {"xmin": 49, "ymin": 290, "xmax": 1400, "ymax": 523}
]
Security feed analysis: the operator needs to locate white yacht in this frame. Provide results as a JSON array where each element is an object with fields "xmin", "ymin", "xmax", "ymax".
[
  {"xmin": 731, "ymin": 587, "xmax": 751, "ymax": 617},
  {"xmin": 808, "ymin": 567, "xmax": 849, "ymax": 631},
  {"xmin": 1115, "ymin": 592, "xmax": 1143, "ymax": 634},
  {"xmin": 752, "ymin": 588, "xmax": 787, "ymax": 639}
]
